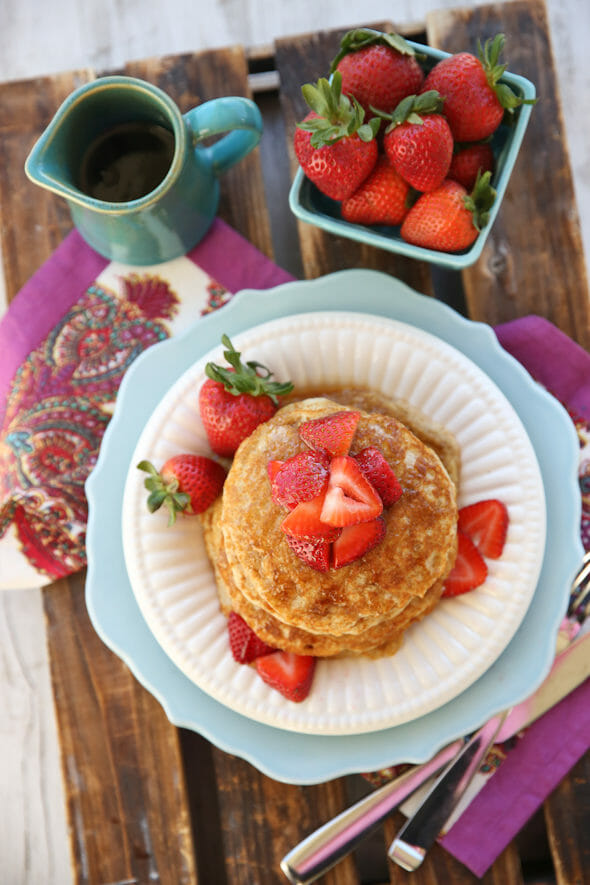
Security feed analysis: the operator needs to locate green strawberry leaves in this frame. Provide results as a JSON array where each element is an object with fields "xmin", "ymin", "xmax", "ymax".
[
  {"xmin": 478, "ymin": 33, "xmax": 537, "ymax": 112},
  {"xmin": 298, "ymin": 72, "xmax": 381, "ymax": 147},
  {"xmin": 137, "ymin": 459, "xmax": 191, "ymax": 525},
  {"xmin": 330, "ymin": 28, "xmax": 418, "ymax": 73},
  {"xmin": 464, "ymin": 170, "xmax": 497, "ymax": 231},
  {"xmin": 375, "ymin": 90, "xmax": 446, "ymax": 131},
  {"xmin": 205, "ymin": 334, "xmax": 293, "ymax": 404}
]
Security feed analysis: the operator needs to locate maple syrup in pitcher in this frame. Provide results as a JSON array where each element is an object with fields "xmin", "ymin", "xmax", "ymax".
[{"xmin": 77, "ymin": 121, "xmax": 175, "ymax": 202}]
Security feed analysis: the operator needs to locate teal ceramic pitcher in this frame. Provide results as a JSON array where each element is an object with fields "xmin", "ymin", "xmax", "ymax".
[{"xmin": 25, "ymin": 76, "xmax": 263, "ymax": 265}]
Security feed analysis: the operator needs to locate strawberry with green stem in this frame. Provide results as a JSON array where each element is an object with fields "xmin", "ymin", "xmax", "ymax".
[
  {"xmin": 199, "ymin": 334, "xmax": 293, "ymax": 457},
  {"xmin": 401, "ymin": 169, "xmax": 496, "ymax": 253},
  {"xmin": 137, "ymin": 454, "xmax": 226, "ymax": 525},
  {"xmin": 422, "ymin": 34, "xmax": 536, "ymax": 142},
  {"xmin": 329, "ymin": 28, "xmax": 425, "ymax": 116},
  {"xmin": 380, "ymin": 90, "xmax": 454, "ymax": 193},
  {"xmin": 294, "ymin": 71, "xmax": 380, "ymax": 201}
]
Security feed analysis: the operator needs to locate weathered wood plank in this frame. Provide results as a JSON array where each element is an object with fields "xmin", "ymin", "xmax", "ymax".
[
  {"xmin": 543, "ymin": 751, "xmax": 590, "ymax": 884},
  {"xmin": 0, "ymin": 71, "xmax": 94, "ymax": 300},
  {"xmin": 274, "ymin": 24, "xmax": 434, "ymax": 295},
  {"xmin": 212, "ymin": 752, "xmax": 362, "ymax": 884},
  {"xmin": 0, "ymin": 588, "xmax": 73, "ymax": 884},
  {"xmin": 426, "ymin": 0, "xmax": 590, "ymax": 348},
  {"xmin": 43, "ymin": 574, "xmax": 197, "ymax": 884}
]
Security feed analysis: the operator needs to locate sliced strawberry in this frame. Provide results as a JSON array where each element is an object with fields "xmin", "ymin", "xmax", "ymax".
[
  {"xmin": 267, "ymin": 460, "xmax": 284, "ymax": 483},
  {"xmin": 227, "ymin": 611, "xmax": 276, "ymax": 663},
  {"xmin": 442, "ymin": 531, "xmax": 488, "ymax": 597},
  {"xmin": 332, "ymin": 517, "xmax": 386, "ymax": 568},
  {"xmin": 281, "ymin": 491, "xmax": 341, "ymax": 541},
  {"xmin": 271, "ymin": 450, "xmax": 330, "ymax": 508},
  {"xmin": 354, "ymin": 446, "xmax": 402, "ymax": 507},
  {"xmin": 285, "ymin": 534, "xmax": 331, "ymax": 572},
  {"xmin": 299, "ymin": 410, "xmax": 361, "ymax": 457},
  {"xmin": 458, "ymin": 499, "xmax": 509, "ymax": 559},
  {"xmin": 255, "ymin": 651, "xmax": 316, "ymax": 702},
  {"xmin": 320, "ymin": 455, "xmax": 383, "ymax": 527}
]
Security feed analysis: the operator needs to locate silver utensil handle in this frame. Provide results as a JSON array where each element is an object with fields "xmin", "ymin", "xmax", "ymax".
[
  {"xmin": 280, "ymin": 738, "xmax": 464, "ymax": 885},
  {"xmin": 388, "ymin": 711, "xmax": 507, "ymax": 871}
]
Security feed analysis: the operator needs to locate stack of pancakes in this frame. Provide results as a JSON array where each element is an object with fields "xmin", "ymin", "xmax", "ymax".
[{"xmin": 201, "ymin": 390, "xmax": 460, "ymax": 658}]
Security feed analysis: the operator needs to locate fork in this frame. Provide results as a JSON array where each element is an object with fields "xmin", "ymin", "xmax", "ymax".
[{"xmin": 388, "ymin": 552, "xmax": 590, "ymax": 871}]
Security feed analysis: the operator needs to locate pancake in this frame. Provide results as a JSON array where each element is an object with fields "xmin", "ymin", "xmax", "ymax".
[
  {"xmin": 202, "ymin": 497, "xmax": 447, "ymax": 657},
  {"xmin": 201, "ymin": 395, "xmax": 459, "ymax": 657},
  {"xmin": 304, "ymin": 387, "xmax": 460, "ymax": 488}
]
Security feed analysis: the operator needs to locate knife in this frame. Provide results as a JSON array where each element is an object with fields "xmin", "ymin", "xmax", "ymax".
[{"xmin": 280, "ymin": 628, "xmax": 590, "ymax": 885}]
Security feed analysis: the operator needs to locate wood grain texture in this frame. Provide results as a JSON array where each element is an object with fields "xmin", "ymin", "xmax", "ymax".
[
  {"xmin": 0, "ymin": 588, "xmax": 72, "ymax": 884},
  {"xmin": 42, "ymin": 574, "xmax": 197, "ymax": 884},
  {"xmin": 0, "ymin": 71, "xmax": 93, "ymax": 300},
  {"xmin": 212, "ymin": 750, "xmax": 362, "ymax": 884},
  {"xmin": 426, "ymin": 0, "xmax": 590, "ymax": 347},
  {"xmin": 543, "ymin": 751, "xmax": 590, "ymax": 884},
  {"xmin": 274, "ymin": 24, "xmax": 434, "ymax": 295}
]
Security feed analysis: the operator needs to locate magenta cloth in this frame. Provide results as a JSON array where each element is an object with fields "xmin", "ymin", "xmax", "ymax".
[
  {"xmin": 187, "ymin": 218, "xmax": 294, "ymax": 294},
  {"xmin": 496, "ymin": 315, "xmax": 590, "ymax": 420}
]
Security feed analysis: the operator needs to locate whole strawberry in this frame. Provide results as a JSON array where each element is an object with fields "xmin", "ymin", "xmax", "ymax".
[
  {"xmin": 400, "ymin": 171, "xmax": 496, "ymax": 253},
  {"xmin": 448, "ymin": 142, "xmax": 494, "ymax": 191},
  {"xmin": 381, "ymin": 91, "xmax": 453, "ymax": 193},
  {"xmin": 422, "ymin": 34, "xmax": 533, "ymax": 142},
  {"xmin": 199, "ymin": 335, "xmax": 293, "ymax": 457},
  {"xmin": 294, "ymin": 72, "xmax": 380, "ymax": 200},
  {"xmin": 330, "ymin": 28, "xmax": 424, "ymax": 116},
  {"xmin": 137, "ymin": 454, "xmax": 226, "ymax": 525},
  {"xmin": 341, "ymin": 154, "xmax": 410, "ymax": 226}
]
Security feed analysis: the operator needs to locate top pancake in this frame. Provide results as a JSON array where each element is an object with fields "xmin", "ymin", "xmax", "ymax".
[{"xmin": 219, "ymin": 396, "xmax": 458, "ymax": 636}]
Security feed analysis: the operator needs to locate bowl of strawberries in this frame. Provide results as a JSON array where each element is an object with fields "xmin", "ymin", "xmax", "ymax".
[{"xmin": 289, "ymin": 28, "xmax": 536, "ymax": 269}]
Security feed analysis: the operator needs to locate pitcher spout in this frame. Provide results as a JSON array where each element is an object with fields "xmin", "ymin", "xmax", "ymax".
[{"xmin": 24, "ymin": 86, "xmax": 99, "ymax": 207}]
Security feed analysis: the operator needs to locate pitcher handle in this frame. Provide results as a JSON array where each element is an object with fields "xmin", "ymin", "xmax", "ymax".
[{"xmin": 185, "ymin": 97, "xmax": 262, "ymax": 177}]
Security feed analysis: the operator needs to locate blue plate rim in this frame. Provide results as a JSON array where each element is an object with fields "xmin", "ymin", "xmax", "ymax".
[{"xmin": 85, "ymin": 269, "xmax": 582, "ymax": 784}]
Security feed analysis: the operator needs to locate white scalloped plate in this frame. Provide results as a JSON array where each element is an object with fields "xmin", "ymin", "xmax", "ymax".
[{"xmin": 121, "ymin": 310, "xmax": 545, "ymax": 735}]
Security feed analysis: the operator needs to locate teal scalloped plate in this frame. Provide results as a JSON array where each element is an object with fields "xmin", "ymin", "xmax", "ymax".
[{"xmin": 85, "ymin": 269, "xmax": 581, "ymax": 784}]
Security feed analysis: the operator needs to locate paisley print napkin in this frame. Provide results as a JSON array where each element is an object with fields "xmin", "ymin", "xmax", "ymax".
[{"xmin": 0, "ymin": 220, "xmax": 292, "ymax": 588}]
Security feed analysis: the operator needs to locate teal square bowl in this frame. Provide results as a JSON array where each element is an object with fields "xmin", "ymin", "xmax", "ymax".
[{"xmin": 288, "ymin": 40, "xmax": 536, "ymax": 270}]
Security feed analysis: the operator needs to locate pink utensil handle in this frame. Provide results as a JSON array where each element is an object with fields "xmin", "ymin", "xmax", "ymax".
[{"xmin": 280, "ymin": 738, "xmax": 464, "ymax": 885}]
